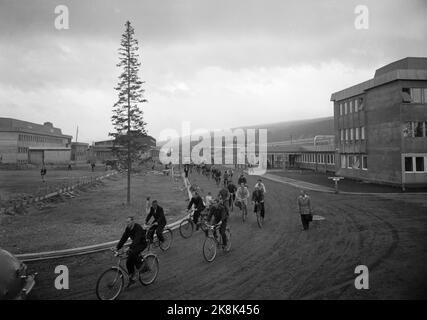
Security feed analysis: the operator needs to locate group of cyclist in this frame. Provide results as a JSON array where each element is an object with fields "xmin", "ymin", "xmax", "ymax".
[
  {"xmin": 115, "ymin": 165, "xmax": 268, "ymax": 287},
  {"xmin": 187, "ymin": 167, "xmax": 267, "ymax": 250}
]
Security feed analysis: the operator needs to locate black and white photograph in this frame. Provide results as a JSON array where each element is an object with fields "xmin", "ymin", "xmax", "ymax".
[{"xmin": 0, "ymin": 0, "xmax": 427, "ymax": 308}]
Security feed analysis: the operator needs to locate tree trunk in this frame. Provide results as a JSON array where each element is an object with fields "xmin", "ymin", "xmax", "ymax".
[{"xmin": 126, "ymin": 23, "xmax": 131, "ymax": 205}]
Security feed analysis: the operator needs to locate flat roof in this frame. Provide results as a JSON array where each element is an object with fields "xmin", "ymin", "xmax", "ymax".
[{"xmin": 331, "ymin": 57, "xmax": 427, "ymax": 101}]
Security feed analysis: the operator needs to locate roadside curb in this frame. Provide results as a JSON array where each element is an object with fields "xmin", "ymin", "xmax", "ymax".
[{"xmin": 261, "ymin": 173, "xmax": 427, "ymax": 196}]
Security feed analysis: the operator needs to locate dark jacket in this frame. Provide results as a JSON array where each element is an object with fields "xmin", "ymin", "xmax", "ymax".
[
  {"xmin": 188, "ymin": 195, "xmax": 205, "ymax": 211},
  {"xmin": 252, "ymin": 189, "xmax": 264, "ymax": 202},
  {"xmin": 227, "ymin": 183, "xmax": 237, "ymax": 194},
  {"xmin": 146, "ymin": 206, "xmax": 167, "ymax": 226},
  {"xmin": 237, "ymin": 176, "xmax": 247, "ymax": 185},
  {"xmin": 116, "ymin": 223, "xmax": 146, "ymax": 250},
  {"xmin": 208, "ymin": 203, "xmax": 227, "ymax": 224}
]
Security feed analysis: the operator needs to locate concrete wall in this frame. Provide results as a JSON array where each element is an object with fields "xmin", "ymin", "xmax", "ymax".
[
  {"xmin": 0, "ymin": 132, "xmax": 18, "ymax": 163},
  {"xmin": 44, "ymin": 150, "xmax": 71, "ymax": 164}
]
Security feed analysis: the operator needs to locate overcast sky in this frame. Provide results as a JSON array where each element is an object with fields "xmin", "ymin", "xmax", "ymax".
[{"xmin": 0, "ymin": 0, "xmax": 426, "ymax": 143}]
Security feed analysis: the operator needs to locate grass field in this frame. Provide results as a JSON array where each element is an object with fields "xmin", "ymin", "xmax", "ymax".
[
  {"xmin": 0, "ymin": 167, "xmax": 109, "ymax": 202},
  {"xmin": 0, "ymin": 170, "xmax": 189, "ymax": 254}
]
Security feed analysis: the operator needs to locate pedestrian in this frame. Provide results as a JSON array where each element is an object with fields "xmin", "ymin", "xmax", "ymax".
[
  {"xmin": 40, "ymin": 166, "xmax": 47, "ymax": 182},
  {"xmin": 297, "ymin": 190, "xmax": 313, "ymax": 231}
]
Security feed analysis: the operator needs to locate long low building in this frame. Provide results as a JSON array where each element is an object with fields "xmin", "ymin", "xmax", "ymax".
[{"xmin": 0, "ymin": 118, "xmax": 72, "ymax": 165}]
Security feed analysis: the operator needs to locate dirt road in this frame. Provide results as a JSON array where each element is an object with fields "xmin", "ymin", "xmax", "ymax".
[{"xmin": 27, "ymin": 173, "xmax": 427, "ymax": 299}]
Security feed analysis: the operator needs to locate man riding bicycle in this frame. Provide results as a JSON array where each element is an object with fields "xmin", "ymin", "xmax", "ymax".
[
  {"xmin": 237, "ymin": 173, "xmax": 247, "ymax": 186},
  {"xmin": 227, "ymin": 180, "xmax": 237, "ymax": 212},
  {"xmin": 116, "ymin": 216, "xmax": 147, "ymax": 285},
  {"xmin": 254, "ymin": 178, "xmax": 266, "ymax": 194},
  {"xmin": 235, "ymin": 182, "xmax": 250, "ymax": 215},
  {"xmin": 206, "ymin": 200, "xmax": 229, "ymax": 250},
  {"xmin": 145, "ymin": 200, "xmax": 167, "ymax": 245},
  {"xmin": 252, "ymin": 184, "xmax": 265, "ymax": 221},
  {"xmin": 187, "ymin": 190, "xmax": 206, "ymax": 230}
]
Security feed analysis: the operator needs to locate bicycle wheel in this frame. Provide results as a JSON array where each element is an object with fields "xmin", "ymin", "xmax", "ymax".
[
  {"xmin": 179, "ymin": 219, "xmax": 193, "ymax": 239},
  {"xmin": 203, "ymin": 236, "xmax": 217, "ymax": 262},
  {"xmin": 256, "ymin": 206, "xmax": 263, "ymax": 228},
  {"xmin": 139, "ymin": 254, "xmax": 159, "ymax": 286},
  {"xmin": 159, "ymin": 228, "xmax": 173, "ymax": 251},
  {"xmin": 242, "ymin": 206, "xmax": 246, "ymax": 222},
  {"xmin": 224, "ymin": 228, "xmax": 232, "ymax": 252},
  {"xmin": 95, "ymin": 267, "xmax": 124, "ymax": 300}
]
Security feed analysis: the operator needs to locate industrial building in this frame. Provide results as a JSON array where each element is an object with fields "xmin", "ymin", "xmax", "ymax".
[
  {"xmin": 0, "ymin": 118, "xmax": 72, "ymax": 165},
  {"xmin": 88, "ymin": 135, "xmax": 157, "ymax": 164},
  {"xmin": 71, "ymin": 142, "xmax": 89, "ymax": 164},
  {"xmin": 331, "ymin": 57, "xmax": 427, "ymax": 188}
]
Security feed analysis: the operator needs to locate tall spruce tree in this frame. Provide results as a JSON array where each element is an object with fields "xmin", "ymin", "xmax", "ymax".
[{"xmin": 110, "ymin": 21, "xmax": 147, "ymax": 205}]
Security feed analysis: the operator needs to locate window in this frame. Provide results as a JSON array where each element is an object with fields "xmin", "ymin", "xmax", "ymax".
[
  {"xmin": 344, "ymin": 102, "xmax": 348, "ymax": 115},
  {"xmin": 354, "ymin": 99, "xmax": 358, "ymax": 112},
  {"xmin": 361, "ymin": 126, "xmax": 365, "ymax": 140},
  {"xmin": 405, "ymin": 157, "xmax": 413, "ymax": 172},
  {"xmin": 350, "ymin": 128, "xmax": 354, "ymax": 141},
  {"xmin": 339, "ymin": 104, "xmax": 343, "ymax": 116},
  {"xmin": 340, "ymin": 129, "xmax": 344, "ymax": 141},
  {"xmin": 362, "ymin": 156, "xmax": 368, "ymax": 170},
  {"xmin": 404, "ymin": 122, "xmax": 427, "ymax": 138},
  {"xmin": 353, "ymin": 156, "xmax": 360, "ymax": 169},
  {"xmin": 345, "ymin": 129, "xmax": 349, "ymax": 142},
  {"xmin": 349, "ymin": 101, "xmax": 353, "ymax": 113},
  {"xmin": 402, "ymin": 88, "xmax": 412, "ymax": 103},
  {"xmin": 355, "ymin": 127, "xmax": 360, "ymax": 140},
  {"xmin": 411, "ymin": 88, "xmax": 423, "ymax": 103},
  {"xmin": 341, "ymin": 155, "xmax": 346, "ymax": 168},
  {"xmin": 348, "ymin": 155, "xmax": 354, "ymax": 169},
  {"xmin": 416, "ymin": 157, "xmax": 425, "ymax": 172},
  {"xmin": 414, "ymin": 122, "xmax": 424, "ymax": 137}
]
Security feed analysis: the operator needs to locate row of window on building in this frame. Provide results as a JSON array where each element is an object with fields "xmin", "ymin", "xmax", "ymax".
[
  {"xmin": 340, "ymin": 154, "xmax": 368, "ymax": 170},
  {"xmin": 18, "ymin": 147, "xmax": 29, "ymax": 153},
  {"xmin": 339, "ymin": 97, "xmax": 363, "ymax": 116},
  {"xmin": 300, "ymin": 153, "xmax": 335, "ymax": 165},
  {"xmin": 404, "ymin": 156, "xmax": 427, "ymax": 173},
  {"xmin": 18, "ymin": 134, "xmax": 64, "ymax": 144},
  {"xmin": 402, "ymin": 88, "xmax": 427, "ymax": 104},
  {"xmin": 403, "ymin": 121, "xmax": 427, "ymax": 138},
  {"xmin": 339, "ymin": 127, "xmax": 366, "ymax": 142}
]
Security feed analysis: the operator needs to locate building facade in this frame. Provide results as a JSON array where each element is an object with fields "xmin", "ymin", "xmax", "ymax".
[
  {"xmin": 71, "ymin": 142, "xmax": 89, "ymax": 163},
  {"xmin": 331, "ymin": 57, "xmax": 427, "ymax": 188},
  {"xmin": 88, "ymin": 135, "xmax": 157, "ymax": 164},
  {"xmin": 0, "ymin": 118, "xmax": 72, "ymax": 165}
]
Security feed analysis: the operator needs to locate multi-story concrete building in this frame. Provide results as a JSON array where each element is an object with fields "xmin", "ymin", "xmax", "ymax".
[
  {"xmin": 331, "ymin": 57, "xmax": 427, "ymax": 188},
  {"xmin": 0, "ymin": 118, "xmax": 72, "ymax": 165}
]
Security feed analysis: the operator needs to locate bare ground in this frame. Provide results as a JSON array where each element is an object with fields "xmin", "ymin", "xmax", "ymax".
[
  {"xmin": 0, "ymin": 171, "xmax": 188, "ymax": 254},
  {"xmin": 24, "ymin": 171, "xmax": 427, "ymax": 299}
]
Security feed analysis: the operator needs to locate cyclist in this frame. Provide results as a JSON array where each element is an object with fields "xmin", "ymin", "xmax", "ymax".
[
  {"xmin": 218, "ymin": 185, "xmax": 230, "ymax": 215},
  {"xmin": 116, "ymin": 216, "xmax": 147, "ymax": 285},
  {"xmin": 235, "ymin": 182, "xmax": 250, "ymax": 217},
  {"xmin": 227, "ymin": 180, "xmax": 237, "ymax": 212},
  {"xmin": 252, "ymin": 184, "xmax": 265, "ymax": 222},
  {"xmin": 237, "ymin": 173, "xmax": 247, "ymax": 186},
  {"xmin": 205, "ymin": 191, "xmax": 214, "ymax": 209},
  {"xmin": 223, "ymin": 170, "xmax": 229, "ymax": 187},
  {"xmin": 187, "ymin": 190, "xmax": 206, "ymax": 230},
  {"xmin": 206, "ymin": 200, "xmax": 229, "ymax": 250},
  {"xmin": 145, "ymin": 200, "xmax": 167, "ymax": 245},
  {"xmin": 254, "ymin": 178, "xmax": 266, "ymax": 194},
  {"xmin": 215, "ymin": 169, "xmax": 221, "ymax": 186}
]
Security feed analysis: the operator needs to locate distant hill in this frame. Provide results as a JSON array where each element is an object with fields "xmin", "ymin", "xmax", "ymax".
[
  {"xmin": 237, "ymin": 116, "xmax": 334, "ymax": 142},
  {"xmin": 156, "ymin": 116, "xmax": 335, "ymax": 146}
]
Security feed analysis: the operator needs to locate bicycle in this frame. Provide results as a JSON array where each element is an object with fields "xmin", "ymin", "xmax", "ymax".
[
  {"xmin": 179, "ymin": 208, "xmax": 208, "ymax": 239},
  {"xmin": 95, "ymin": 248, "xmax": 159, "ymax": 300},
  {"xmin": 254, "ymin": 201, "xmax": 264, "ymax": 228},
  {"xmin": 146, "ymin": 223, "xmax": 173, "ymax": 251},
  {"xmin": 202, "ymin": 222, "xmax": 231, "ymax": 262},
  {"xmin": 235, "ymin": 199, "xmax": 248, "ymax": 222}
]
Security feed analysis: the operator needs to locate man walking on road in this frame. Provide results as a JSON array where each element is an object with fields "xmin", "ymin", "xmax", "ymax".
[{"xmin": 297, "ymin": 190, "xmax": 313, "ymax": 231}]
